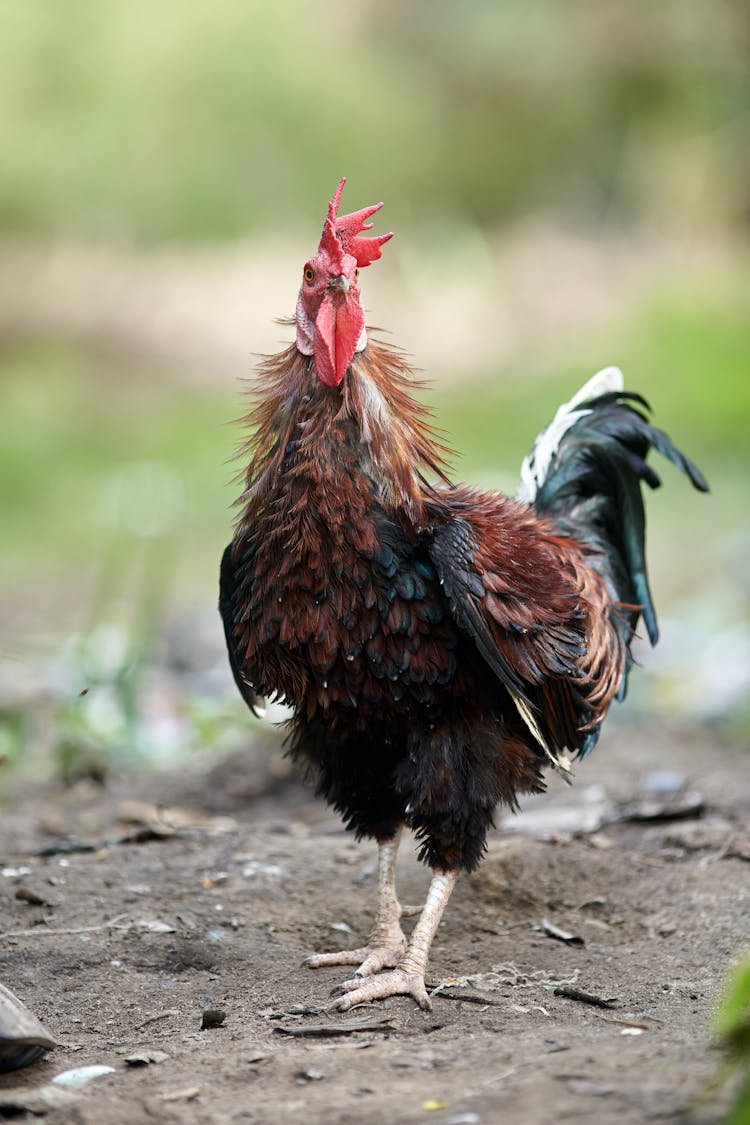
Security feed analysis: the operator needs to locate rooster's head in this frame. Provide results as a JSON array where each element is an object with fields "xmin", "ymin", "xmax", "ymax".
[{"xmin": 296, "ymin": 178, "xmax": 392, "ymax": 388}]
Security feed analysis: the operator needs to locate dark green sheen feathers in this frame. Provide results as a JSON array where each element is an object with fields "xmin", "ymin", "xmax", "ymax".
[{"xmin": 532, "ymin": 391, "xmax": 709, "ymax": 648}]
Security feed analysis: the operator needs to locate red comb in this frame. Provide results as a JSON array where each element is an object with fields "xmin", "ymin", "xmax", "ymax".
[{"xmin": 323, "ymin": 178, "xmax": 393, "ymax": 268}]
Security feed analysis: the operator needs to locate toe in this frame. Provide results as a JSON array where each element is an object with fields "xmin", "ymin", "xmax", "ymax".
[
  {"xmin": 353, "ymin": 943, "xmax": 404, "ymax": 978},
  {"xmin": 335, "ymin": 969, "xmax": 433, "ymax": 1012},
  {"xmin": 304, "ymin": 948, "xmax": 369, "ymax": 970}
]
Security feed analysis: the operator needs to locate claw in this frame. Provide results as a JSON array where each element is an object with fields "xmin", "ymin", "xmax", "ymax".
[{"xmin": 335, "ymin": 968, "xmax": 432, "ymax": 1011}]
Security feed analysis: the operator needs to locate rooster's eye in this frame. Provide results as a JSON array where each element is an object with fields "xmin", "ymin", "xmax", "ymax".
[
  {"xmin": 304, "ymin": 266, "xmax": 315, "ymax": 285},
  {"xmin": 355, "ymin": 269, "xmax": 360, "ymax": 278}
]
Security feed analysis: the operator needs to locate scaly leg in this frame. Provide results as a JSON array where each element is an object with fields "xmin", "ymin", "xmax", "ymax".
[
  {"xmin": 336, "ymin": 868, "xmax": 459, "ymax": 1011},
  {"xmin": 305, "ymin": 830, "xmax": 407, "ymax": 977}
]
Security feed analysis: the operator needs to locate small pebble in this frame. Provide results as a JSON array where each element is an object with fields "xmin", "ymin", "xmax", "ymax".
[{"xmin": 201, "ymin": 1008, "xmax": 226, "ymax": 1030}]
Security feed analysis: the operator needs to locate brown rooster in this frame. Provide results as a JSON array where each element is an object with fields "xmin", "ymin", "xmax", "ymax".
[{"xmin": 220, "ymin": 179, "xmax": 707, "ymax": 1010}]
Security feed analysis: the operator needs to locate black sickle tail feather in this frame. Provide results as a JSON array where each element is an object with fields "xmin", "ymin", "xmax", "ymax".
[{"xmin": 529, "ymin": 389, "xmax": 708, "ymax": 661}]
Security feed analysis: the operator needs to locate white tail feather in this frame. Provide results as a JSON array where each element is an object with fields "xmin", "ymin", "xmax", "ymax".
[{"xmin": 517, "ymin": 366, "xmax": 624, "ymax": 503}]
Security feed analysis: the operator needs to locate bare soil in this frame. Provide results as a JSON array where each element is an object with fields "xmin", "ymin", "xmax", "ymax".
[{"xmin": 0, "ymin": 721, "xmax": 748, "ymax": 1124}]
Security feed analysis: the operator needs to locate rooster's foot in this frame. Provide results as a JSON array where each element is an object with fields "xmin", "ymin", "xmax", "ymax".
[
  {"xmin": 304, "ymin": 931, "xmax": 406, "ymax": 978},
  {"xmin": 335, "ymin": 967, "xmax": 432, "ymax": 1011},
  {"xmin": 331, "ymin": 870, "xmax": 459, "ymax": 1013}
]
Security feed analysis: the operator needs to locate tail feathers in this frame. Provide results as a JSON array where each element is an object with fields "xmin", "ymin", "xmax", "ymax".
[
  {"xmin": 520, "ymin": 370, "xmax": 708, "ymax": 649},
  {"xmin": 518, "ymin": 367, "xmax": 625, "ymax": 504}
]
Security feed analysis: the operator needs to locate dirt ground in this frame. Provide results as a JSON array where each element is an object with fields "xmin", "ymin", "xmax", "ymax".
[{"xmin": 0, "ymin": 720, "xmax": 748, "ymax": 1125}]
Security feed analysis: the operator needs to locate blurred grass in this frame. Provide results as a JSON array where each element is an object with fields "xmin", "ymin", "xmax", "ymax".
[
  {"xmin": 0, "ymin": 340, "xmax": 233, "ymax": 631},
  {"xmin": 706, "ymin": 956, "xmax": 750, "ymax": 1125},
  {"xmin": 0, "ymin": 0, "xmax": 747, "ymax": 242},
  {"xmin": 439, "ymin": 277, "xmax": 750, "ymax": 477}
]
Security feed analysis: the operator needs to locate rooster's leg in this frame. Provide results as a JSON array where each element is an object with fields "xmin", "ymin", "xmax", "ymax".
[
  {"xmin": 305, "ymin": 830, "xmax": 407, "ymax": 977},
  {"xmin": 335, "ymin": 868, "xmax": 458, "ymax": 1011}
]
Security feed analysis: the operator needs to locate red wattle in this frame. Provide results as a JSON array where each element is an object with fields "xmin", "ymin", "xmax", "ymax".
[{"xmin": 314, "ymin": 294, "xmax": 365, "ymax": 387}]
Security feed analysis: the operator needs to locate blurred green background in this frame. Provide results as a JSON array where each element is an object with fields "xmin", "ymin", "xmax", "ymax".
[{"xmin": 1, "ymin": 0, "xmax": 748, "ymax": 777}]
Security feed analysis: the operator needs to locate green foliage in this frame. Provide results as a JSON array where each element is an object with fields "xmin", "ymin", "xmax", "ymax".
[
  {"xmin": 433, "ymin": 275, "xmax": 750, "ymax": 476},
  {"xmin": 0, "ymin": 339, "xmax": 234, "ymax": 600},
  {"xmin": 0, "ymin": 0, "xmax": 747, "ymax": 242},
  {"xmin": 48, "ymin": 626, "xmax": 254, "ymax": 778},
  {"xmin": 0, "ymin": 709, "xmax": 28, "ymax": 770},
  {"xmin": 716, "ymin": 959, "xmax": 750, "ymax": 1051},
  {"xmin": 712, "ymin": 956, "xmax": 750, "ymax": 1125}
]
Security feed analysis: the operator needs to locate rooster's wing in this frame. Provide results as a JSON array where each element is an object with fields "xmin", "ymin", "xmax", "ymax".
[{"xmin": 426, "ymin": 490, "xmax": 618, "ymax": 763}]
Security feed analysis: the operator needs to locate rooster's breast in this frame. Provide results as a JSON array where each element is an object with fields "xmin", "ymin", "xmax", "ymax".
[{"xmin": 246, "ymin": 519, "xmax": 462, "ymax": 724}]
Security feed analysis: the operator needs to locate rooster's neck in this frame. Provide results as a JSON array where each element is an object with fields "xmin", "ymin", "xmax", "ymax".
[{"xmin": 236, "ymin": 337, "xmax": 452, "ymax": 537}]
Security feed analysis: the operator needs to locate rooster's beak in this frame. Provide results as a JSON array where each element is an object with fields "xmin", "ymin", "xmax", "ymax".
[{"xmin": 328, "ymin": 274, "xmax": 352, "ymax": 294}]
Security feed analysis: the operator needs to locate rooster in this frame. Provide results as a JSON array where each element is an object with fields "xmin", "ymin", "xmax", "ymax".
[{"xmin": 220, "ymin": 179, "xmax": 707, "ymax": 1011}]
